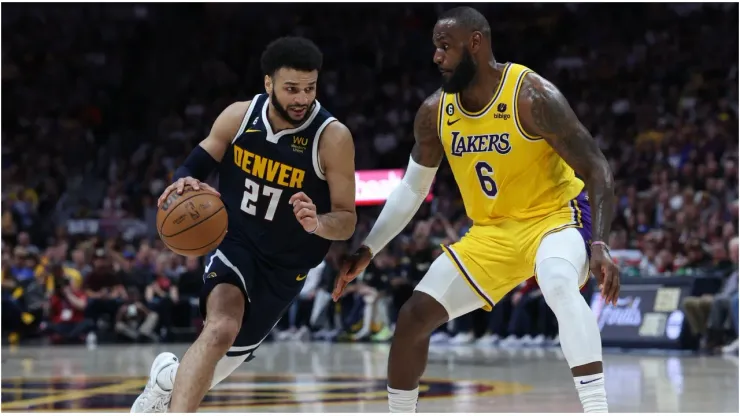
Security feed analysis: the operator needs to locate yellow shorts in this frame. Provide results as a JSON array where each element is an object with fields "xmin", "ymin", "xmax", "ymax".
[{"xmin": 440, "ymin": 190, "xmax": 591, "ymax": 311}]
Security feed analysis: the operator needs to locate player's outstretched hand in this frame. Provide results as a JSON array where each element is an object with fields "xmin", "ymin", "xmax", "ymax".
[
  {"xmin": 157, "ymin": 177, "xmax": 220, "ymax": 208},
  {"xmin": 289, "ymin": 192, "xmax": 319, "ymax": 233},
  {"xmin": 333, "ymin": 246, "xmax": 372, "ymax": 302},
  {"xmin": 590, "ymin": 244, "xmax": 620, "ymax": 306}
]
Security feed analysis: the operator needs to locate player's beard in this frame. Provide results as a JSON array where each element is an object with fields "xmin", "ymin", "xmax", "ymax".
[
  {"xmin": 270, "ymin": 90, "xmax": 313, "ymax": 126},
  {"xmin": 441, "ymin": 49, "xmax": 477, "ymax": 93}
]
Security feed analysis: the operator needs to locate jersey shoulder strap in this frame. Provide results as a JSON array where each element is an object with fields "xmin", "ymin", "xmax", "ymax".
[
  {"xmin": 309, "ymin": 106, "xmax": 337, "ymax": 181},
  {"xmin": 232, "ymin": 94, "xmax": 267, "ymax": 144}
]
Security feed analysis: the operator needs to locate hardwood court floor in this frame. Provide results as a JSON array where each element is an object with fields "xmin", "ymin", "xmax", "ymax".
[{"xmin": 1, "ymin": 342, "xmax": 738, "ymax": 412}]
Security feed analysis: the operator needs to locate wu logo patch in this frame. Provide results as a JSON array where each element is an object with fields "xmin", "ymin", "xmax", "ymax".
[{"xmin": 291, "ymin": 136, "xmax": 308, "ymax": 154}]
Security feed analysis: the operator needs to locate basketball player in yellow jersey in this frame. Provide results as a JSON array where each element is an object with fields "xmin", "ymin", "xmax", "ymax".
[{"xmin": 334, "ymin": 6, "xmax": 620, "ymax": 414}]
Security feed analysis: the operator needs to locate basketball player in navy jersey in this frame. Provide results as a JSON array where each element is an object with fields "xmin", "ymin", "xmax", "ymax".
[{"xmin": 131, "ymin": 37, "xmax": 357, "ymax": 413}]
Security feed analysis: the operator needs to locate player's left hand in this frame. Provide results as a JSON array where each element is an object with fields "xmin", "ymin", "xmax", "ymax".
[
  {"xmin": 590, "ymin": 245, "xmax": 620, "ymax": 306},
  {"xmin": 289, "ymin": 192, "xmax": 319, "ymax": 233}
]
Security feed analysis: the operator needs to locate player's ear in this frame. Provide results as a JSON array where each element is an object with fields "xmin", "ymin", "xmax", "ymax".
[
  {"xmin": 264, "ymin": 75, "xmax": 272, "ymax": 94},
  {"xmin": 470, "ymin": 32, "xmax": 482, "ymax": 53}
]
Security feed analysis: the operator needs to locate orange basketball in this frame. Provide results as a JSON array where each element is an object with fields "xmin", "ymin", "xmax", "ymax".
[{"xmin": 156, "ymin": 188, "xmax": 227, "ymax": 257}]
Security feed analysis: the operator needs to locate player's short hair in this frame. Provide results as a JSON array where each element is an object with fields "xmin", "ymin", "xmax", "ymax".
[
  {"xmin": 439, "ymin": 6, "xmax": 491, "ymax": 40},
  {"xmin": 260, "ymin": 36, "xmax": 323, "ymax": 77}
]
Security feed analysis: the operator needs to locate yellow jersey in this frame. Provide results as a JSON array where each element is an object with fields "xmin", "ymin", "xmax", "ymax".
[{"xmin": 437, "ymin": 63, "xmax": 584, "ymax": 225}]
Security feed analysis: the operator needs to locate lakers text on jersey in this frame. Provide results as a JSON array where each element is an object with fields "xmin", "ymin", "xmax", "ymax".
[{"xmin": 437, "ymin": 63, "xmax": 591, "ymax": 309}]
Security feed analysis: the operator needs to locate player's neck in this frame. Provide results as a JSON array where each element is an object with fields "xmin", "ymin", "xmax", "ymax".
[{"xmin": 459, "ymin": 59, "xmax": 504, "ymax": 112}]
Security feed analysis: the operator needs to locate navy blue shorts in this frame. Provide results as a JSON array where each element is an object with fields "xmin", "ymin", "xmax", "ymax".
[{"xmin": 200, "ymin": 241, "xmax": 308, "ymax": 358}]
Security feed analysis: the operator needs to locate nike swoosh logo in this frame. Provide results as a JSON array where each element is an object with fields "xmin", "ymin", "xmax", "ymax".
[
  {"xmin": 245, "ymin": 129, "xmax": 261, "ymax": 133},
  {"xmin": 446, "ymin": 118, "xmax": 461, "ymax": 126},
  {"xmin": 580, "ymin": 378, "xmax": 603, "ymax": 385},
  {"xmin": 296, "ymin": 274, "xmax": 307, "ymax": 281}
]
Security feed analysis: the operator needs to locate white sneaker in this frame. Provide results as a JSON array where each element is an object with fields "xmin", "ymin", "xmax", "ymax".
[
  {"xmin": 530, "ymin": 334, "xmax": 546, "ymax": 346},
  {"xmin": 131, "ymin": 352, "xmax": 179, "ymax": 413},
  {"xmin": 275, "ymin": 329, "xmax": 294, "ymax": 341},
  {"xmin": 475, "ymin": 334, "xmax": 500, "ymax": 346},
  {"xmin": 499, "ymin": 335, "xmax": 520, "ymax": 348},
  {"xmin": 722, "ymin": 339, "xmax": 739, "ymax": 354},
  {"xmin": 430, "ymin": 332, "xmax": 451, "ymax": 344},
  {"xmin": 548, "ymin": 335, "xmax": 561, "ymax": 347},
  {"xmin": 86, "ymin": 332, "xmax": 97, "ymax": 349},
  {"xmin": 291, "ymin": 326, "xmax": 311, "ymax": 341},
  {"xmin": 449, "ymin": 332, "xmax": 475, "ymax": 345}
]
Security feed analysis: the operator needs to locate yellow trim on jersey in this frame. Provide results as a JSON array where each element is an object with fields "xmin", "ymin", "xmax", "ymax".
[
  {"xmin": 454, "ymin": 63, "xmax": 512, "ymax": 118},
  {"xmin": 512, "ymin": 69, "xmax": 543, "ymax": 141},
  {"xmin": 437, "ymin": 91, "xmax": 446, "ymax": 139},
  {"xmin": 440, "ymin": 244, "xmax": 494, "ymax": 311}
]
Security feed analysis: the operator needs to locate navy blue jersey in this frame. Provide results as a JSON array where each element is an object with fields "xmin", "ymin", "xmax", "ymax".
[{"xmin": 217, "ymin": 94, "xmax": 335, "ymax": 270}]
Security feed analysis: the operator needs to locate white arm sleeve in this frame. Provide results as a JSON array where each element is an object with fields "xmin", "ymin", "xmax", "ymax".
[
  {"xmin": 363, "ymin": 156, "xmax": 438, "ymax": 256},
  {"xmin": 300, "ymin": 261, "xmax": 325, "ymax": 295}
]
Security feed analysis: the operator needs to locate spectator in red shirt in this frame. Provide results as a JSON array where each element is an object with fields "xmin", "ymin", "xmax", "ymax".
[{"xmin": 46, "ymin": 263, "xmax": 94, "ymax": 344}]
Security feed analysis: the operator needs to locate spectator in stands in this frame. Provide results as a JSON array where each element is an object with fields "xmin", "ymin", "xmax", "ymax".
[
  {"xmin": 359, "ymin": 249, "xmax": 397, "ymax": 342},
  {"xmin": 22, "ymin": 256, "xmax": 49, "ymax": 329},
  {"xmin": 178, "ymin": 257, "xmax": 204, "ymax": 299},
  {"xmin": 723, "ymin": 291, "xmax": 739, "ymax": 354},
  {"xmin": 67, "ymin": 249, "xmax": 91, "ymax": 279},
  {"xmin": 683, "ymin": 237, "xmax": 738, "ymax": 352},
  {"xmin": 11, "ymin": 247, "xmax": 37, "ymax": 284},
  {"xmin": 115, "ymin": 294, "xmax": 159, "ymax": 342},
  {"xmin": 2, "ymin": 263, "xmax": 30, "ymax": 339},
  {"xmin": 707, "ymin": 237, "xmax": 739, "ymax": 353},
  {"xmin": 477, "ymin": 293, "xmax": 513, "ymax": 346},
  {"xmin": 84, "ymin": 248, "xmax": 128, "ymax": 334},
  {"xmin": 145, "ymin": 255, "xmax": 180, "ymax": 341},
  {"xmin": 311, "ymin": 244, "xmax": 348, "ymax": 340},
  {"xmin": 45, "ymin": 263, "xmax": 94, "ymax": 344},
  {"xmin": 277, "ymin": 261, "xmax": 325, "ymax": 342},
  {"xmin": 500, "ymin": 278, "xmax": 543, "ymax": 347}
]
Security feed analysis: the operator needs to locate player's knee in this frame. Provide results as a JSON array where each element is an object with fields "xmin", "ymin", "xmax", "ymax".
[
  {"xmin": 537, "ymin": 257, "xmax": 581, "ymax": 307},
  {"xmin": 397, "ymin": 292, "xmax": 447, "ymax": 337},
  {"xmin": 203, "ymin": 316, "xmax": 241, "ymax": 351}
]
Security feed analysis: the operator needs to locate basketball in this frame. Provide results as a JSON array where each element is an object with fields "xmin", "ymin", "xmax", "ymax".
[{"xmin": 156, "ymin": 187, "xmax": 227, "ymax": 257}]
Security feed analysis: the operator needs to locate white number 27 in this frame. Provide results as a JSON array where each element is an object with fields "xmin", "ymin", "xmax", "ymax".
[{"xmin": 240, "ymin": 178, "xmax": 283, "ymax": 221}]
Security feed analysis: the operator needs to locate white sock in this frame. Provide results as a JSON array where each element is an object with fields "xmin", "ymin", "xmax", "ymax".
[
  {"xmin": 156, "ymin": 363, "xmax": 178, "ymax": 391},
  {"xmin": 574, "ymin": 373, "xmax": 608, "ymax": 413},
  {"xmin": 388, "ymin": 386, "xmax": 419, "ymax": 413}
]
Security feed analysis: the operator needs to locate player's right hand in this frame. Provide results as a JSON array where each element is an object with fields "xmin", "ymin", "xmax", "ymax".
[
  {"xmin": 332, "ymin": 246, "xmax": 373, "ymax": 302},
  {"xmin": 157, "ymin": 176, "xmax": 221, "ymax": 208}
]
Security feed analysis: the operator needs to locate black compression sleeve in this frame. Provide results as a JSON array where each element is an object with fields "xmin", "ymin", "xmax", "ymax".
[{"xmin": 173, "ymin": 145, "xmax": 219, "ymax": 182}]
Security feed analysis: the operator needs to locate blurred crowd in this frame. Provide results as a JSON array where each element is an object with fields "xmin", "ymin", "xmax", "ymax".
[{"xmin": 2, "ymin": 3, "xmax": 738, "ymax": 352}]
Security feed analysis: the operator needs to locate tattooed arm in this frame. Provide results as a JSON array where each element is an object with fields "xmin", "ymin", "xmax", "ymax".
[
  {"xmin": 517, "ymin": 72, "xmax": 620, "ymax": 304},
  {"xmin": 410, "ymin": 90, "xmax": 446, "ymax": 168},
  {"xmin": 332, "ymin": 91, "xmax": 443, "ymax": 300}
]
